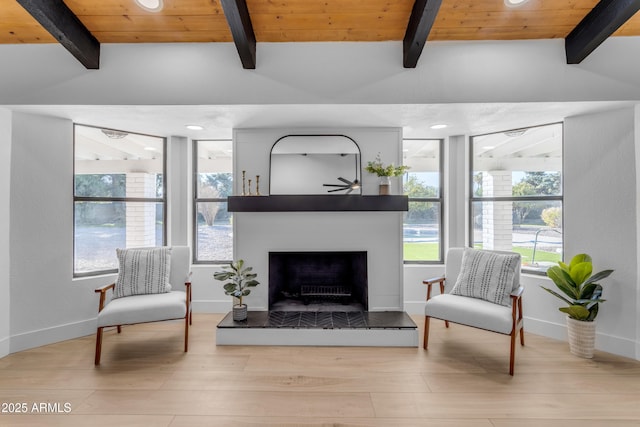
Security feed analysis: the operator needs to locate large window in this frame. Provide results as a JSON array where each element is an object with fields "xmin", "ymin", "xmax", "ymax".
[
  {"xmin": 470, "ymin": 123, "xmax": 563, "ymax": 273},
  {"xmin": 74, "ymin": 125, "xmax": 166, "ymax": 276},
  {"xmin": 193, "ymin": 140, "xmax": 233, "ymax": 263},
  {"xmin": 403, "ymin": 139, "xmax": 443, "ymax": 263}
]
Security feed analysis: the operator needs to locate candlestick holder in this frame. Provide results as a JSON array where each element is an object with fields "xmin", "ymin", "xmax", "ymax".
[{"xmin": 242, "ymin": 170, "xmax": 246, "ymax": 196}]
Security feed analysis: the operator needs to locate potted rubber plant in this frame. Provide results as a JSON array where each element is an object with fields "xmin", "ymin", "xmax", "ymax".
[
  {"xmin": 214, "ymin": 259, "xmax": 259, "ymax": 321},
  {"xmin": 541, "ymin": 253, "xmax": 613, "ymax": 358},
  {"xmin": 365, "ymin": 153, "xmax": 410, "ymax": 195}
]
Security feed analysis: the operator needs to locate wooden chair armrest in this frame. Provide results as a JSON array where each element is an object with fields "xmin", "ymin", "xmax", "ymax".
[
  {"xmin": 423, "ymin": 276, "xmax": 446, "ymax": 300},
  {"xmin": 95, "ymin": 283, "xmax": 115, "ymax": 294},
  {"xmin": 422, "ymin": 276, "xmax": 445, "ymax": 286},
  {"xmin": 95, "ymin": 283, "xmax": 115, "ymax": 313},
  {"xmin": 510, "ymin": 285, "xmax": 524, "ymax": 299}
]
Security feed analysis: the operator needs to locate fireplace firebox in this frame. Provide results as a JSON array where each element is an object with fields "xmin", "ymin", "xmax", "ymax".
[{"xmin": 269, "ymin": 251, "xmax": 368, "ymax": 311}]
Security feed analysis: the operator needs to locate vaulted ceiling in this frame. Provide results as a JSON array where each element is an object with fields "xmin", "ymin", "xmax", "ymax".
[{"xmin": 4, "ymin": 0, "xmax": 640, "ymax": 69}]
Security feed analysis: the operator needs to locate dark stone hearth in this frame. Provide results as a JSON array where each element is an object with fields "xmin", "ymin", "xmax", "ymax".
[{"xmin": 217, "ymin": 311, "xmax": 417, "ymax": 330}]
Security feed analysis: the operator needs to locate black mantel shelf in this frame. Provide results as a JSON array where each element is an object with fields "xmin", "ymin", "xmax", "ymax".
[{"xmin": 228, "ymin": 195, "xmax": 408, "ymax": 212}]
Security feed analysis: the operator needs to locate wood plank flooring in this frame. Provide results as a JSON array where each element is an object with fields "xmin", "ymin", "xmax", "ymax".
[{"xmin": 1, "ymin": 313, "xmax": 639, "ymax": 426}]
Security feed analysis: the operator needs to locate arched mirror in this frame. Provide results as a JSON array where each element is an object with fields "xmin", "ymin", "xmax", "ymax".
[{"xmin": 270, "ymin": 135, "xmax": 362, "ymax": 195}]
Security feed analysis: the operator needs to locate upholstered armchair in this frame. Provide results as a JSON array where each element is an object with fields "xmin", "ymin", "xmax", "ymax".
[
  {"xmin": 423, "ymin": 247, "xmax": 524, "ymax": 375},
  {"xmin": 94, "ymin": 246, "xmax": 192, "ymax": 365}
]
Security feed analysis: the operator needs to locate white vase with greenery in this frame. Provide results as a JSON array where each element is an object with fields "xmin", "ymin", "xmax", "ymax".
[
  {"xmin": 541, "ymin": 253, "xmax": 613, "ymax": 358},
  {"xmin": 365, "ymin": 153, "xmax": 409, "ymax": 195}
]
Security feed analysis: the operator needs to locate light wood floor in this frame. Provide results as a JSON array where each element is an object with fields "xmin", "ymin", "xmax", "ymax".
[{"xmin": 1, "ymin": 313, "xmax": 640, "ymax": 426}]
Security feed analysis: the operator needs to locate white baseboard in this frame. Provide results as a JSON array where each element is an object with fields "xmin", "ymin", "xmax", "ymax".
[
  {"xmin": 523, "ymin": 317, "xmax": 638, "ymax": 360},
  {"xmin": 4, "ymin": 304, "xmax": 637, "ymax": 361},
  {"xmin": 9, "ymin": 318, "xmax": 95, "ymax": 354},
  {"xmin": 0, "ymin": 335, "xmax": 9, "ymax": 358}
]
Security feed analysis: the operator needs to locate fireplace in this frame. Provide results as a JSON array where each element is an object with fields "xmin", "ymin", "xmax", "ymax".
[{"xmin": 269, "ymin": 251, "xmax": 368, "ymax": 311}]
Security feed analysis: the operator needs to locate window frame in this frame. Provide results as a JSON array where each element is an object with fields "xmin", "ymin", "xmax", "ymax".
[
  {"xmin": 192, "ymin": 139, "xmax": 233, "ymax": 264},
  {"xmin": 468, "ymin": 122, "xmax": 564, "ymax": 275},
  {"xmin": 403, "ymin": 138, "xmax": 445, "ymax": 264},
  {"xmin": 72, "ymin": 123, "xmax": 167, "ymax": 278}
]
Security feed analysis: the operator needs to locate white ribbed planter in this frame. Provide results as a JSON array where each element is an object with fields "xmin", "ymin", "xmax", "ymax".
[
  {"xmin": 232, "ymin": 304, "xmax": 248, "ymax": 321},
  {"xmin": 566, "ymin": 317, "xmax": 596, "ymax": 358}
]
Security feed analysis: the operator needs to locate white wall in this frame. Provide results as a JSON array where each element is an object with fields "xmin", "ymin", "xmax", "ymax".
[
  {"xmin": 636, "ymin": 105, "xmax": 640, "ymax": 360},
  {"xmin": 9, "ymin": 113, "xmax": 104, "ymax": 352},
  {"xmin": 168, "ymin": 135, "xmax": 190, "ymax": 246},
  {"xmin": 0, "ymin": 108, "xmax": 11, "ymax": 358},
  {"xmin": 2, "ymin": 39, "xmax": 640, "ymax": 106},
  {"xmin": 562, "ymin": 108, "xmax": 638, "ymax": 357}
]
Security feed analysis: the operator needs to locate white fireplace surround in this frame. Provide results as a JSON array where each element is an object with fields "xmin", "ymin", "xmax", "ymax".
[{"xmin": 233, "ymin": 128, "xmax": 405, "ymax": 313}]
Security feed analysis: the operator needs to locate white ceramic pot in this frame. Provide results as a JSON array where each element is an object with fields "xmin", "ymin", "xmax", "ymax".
[
  {"xmin": 233, "ymin": 304, "xmax": 248, "ymax": 321},
  {"xmin": 566, "ymin": 317, "xmax": 596, "ymax": 358}
]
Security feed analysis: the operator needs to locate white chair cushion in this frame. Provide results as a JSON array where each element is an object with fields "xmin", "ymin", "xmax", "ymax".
[
  {"xmin": 97, "ymin": 291, "xmax": 187, "ymax": 327},
  {"xmin": 450, "ymin": 248, "xmax": 520, "ymax": 307},
  {"xmin": 114, "ymin": 247, "xmax": 172, "ymax": 298},
  {"xmin": 168, "ymin": 246, "xmax": 191, "ymax": 292},
  {"xmin": 425, "ymin": 293, "xmax": 514, "ymax": 334}
]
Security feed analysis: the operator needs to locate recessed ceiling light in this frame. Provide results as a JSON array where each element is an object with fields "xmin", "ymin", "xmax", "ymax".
[
  {"xmin": 185, "ymin": 125, "xmax": 204, "ymax": 130},
  {"xmin": 135, "ymin": 0, "xmax": 163, "ymax": 12},
  {"xmin": 430, "ymin": 124, "xmax": 447, "ymax": 130},
  {"xmin": 504, "ymin": 0, "xmax": 529, "ymax": 6}
]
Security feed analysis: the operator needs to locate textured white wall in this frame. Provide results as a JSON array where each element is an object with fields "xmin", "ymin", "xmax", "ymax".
[
  {"xmin": 1, "ymin": 39, "xmax": 640, "ymax": 105},
  {"xmin": 561, "ymin": 108, "xmax": 638, "ymax": 357},
  {"xmin": 9, "ymin": 113, "xmax": 107, "ymax": 352},
  {"xmin": 0, "ymin": 109, "xmax": 11, "ymax": 358}
]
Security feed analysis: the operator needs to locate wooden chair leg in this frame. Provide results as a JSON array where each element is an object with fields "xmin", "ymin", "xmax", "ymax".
[
  {"xmin": 423, "ymin": 316, "xmax": 431, "ymax": 349},
  {"xmin": 438, "ymin": 283, "xmax": 450, "ymax": 328},
  {"xmin": 518, "ymin": 297, "xmax": 525, "ymax": 346},
  {"xmin": 184, "ymin": 315, "xmax": 189, "ymax": 352},
  {"xmin": 95, "ymin": 327, "xmax": 103, "ymax": 366},
  {"xmin": 509, "ymin": 330, "xmax": 517, "ymax": 376}
]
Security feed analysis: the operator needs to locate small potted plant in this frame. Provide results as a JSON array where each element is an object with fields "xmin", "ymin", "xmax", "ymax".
[
  {"xmin": 541, "ymin": 253, "xmax": 613, "ymax": 358},
  {"xmin": 214, "ymin": 259, "xmax": 259, "ymax": 321},
  {"xmin": 365, "ymin": 153, "xmax": 410, "ymax": 195}
]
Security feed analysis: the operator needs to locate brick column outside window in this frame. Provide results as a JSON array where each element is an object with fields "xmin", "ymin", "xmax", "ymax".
[
  {"xmin": 482, "ymin": 171, "xmax": 513, "ymax": 251},
  {"xmin": 125, "ymin": 173, "xmax": 157, "ymax": 247}
]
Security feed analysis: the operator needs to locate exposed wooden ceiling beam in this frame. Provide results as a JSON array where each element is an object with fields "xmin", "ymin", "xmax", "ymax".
[
  {"xmin": 566, "ymin": 0, "xmax": 640, "ymax": 64},
  {"xmin": 221, "ymin": 0, "xmax": 256, "ymax": 69},
  {"xmin": 16, "ymin": 0, "xmax": 100, "ymax": 69},
  {"xmin": 403, "ymin": 0, "xmax": 443, "ymax": 68}
]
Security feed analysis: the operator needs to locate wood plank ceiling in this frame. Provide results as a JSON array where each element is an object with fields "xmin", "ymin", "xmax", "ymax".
[{"xmin": 2, "ymin": 0, "xmax": 640, "ymax": 69}]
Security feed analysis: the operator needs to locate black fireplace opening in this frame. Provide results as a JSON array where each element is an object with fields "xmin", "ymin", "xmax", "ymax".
[{"xmin": 269, "ymin": 251, "xmax": 368, "ymax": 311}]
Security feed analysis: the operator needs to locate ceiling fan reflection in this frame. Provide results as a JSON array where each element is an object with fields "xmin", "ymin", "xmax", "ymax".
[{"xmin": 323, "ymin": 177, "xmax": 361, "ymax": 194}]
